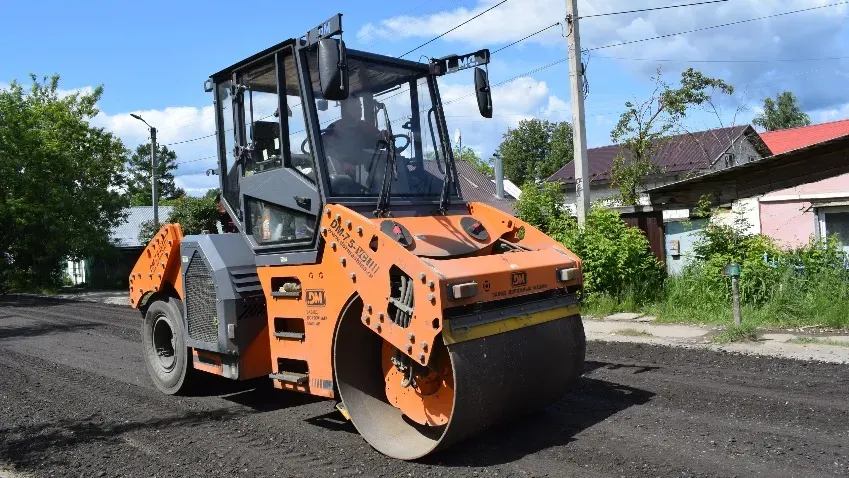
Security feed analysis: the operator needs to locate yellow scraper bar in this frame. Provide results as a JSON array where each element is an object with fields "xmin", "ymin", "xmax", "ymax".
[{"xmin": 442, "ymin": 304, "xmax": 580, "ymax": 345}]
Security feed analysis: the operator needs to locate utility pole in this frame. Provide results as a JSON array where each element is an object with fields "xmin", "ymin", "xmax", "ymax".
[
  {"xmin": 131, "ymin": 113, "xmax": 160, "ymax": 228},
  {"xmin": 150, "ymin": 127, "xmax": 159, "ymax": 228},
  {"xmin": 566, "ymin": 0, "xmax": 590, "ymax": 226}
]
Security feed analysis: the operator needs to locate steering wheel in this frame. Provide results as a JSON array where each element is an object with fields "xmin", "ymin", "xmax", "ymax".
[
  {"xmin": 301, "ymin": 130, "xmax": 411, "ymax": 155},
  {"xmin": 301, "ymin": 128, "xmax": 332, "ymax": 154}
]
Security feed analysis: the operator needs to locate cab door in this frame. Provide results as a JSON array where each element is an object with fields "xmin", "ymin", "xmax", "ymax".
[{"xmin": 234, "ymin": 47, "xmax": 322, "ymax": 261}]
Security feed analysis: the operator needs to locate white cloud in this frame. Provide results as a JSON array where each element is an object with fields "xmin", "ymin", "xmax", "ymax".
[
  {"xmin": 357, "ymin": 0, "xmax": 564, "ymax": 48},
  {"xmin": 92, "ymin": 104, "xmax": 221, "ymax": 193},
  {"xmin": 359, "ymin": 0, "xmax": 849, "ymax": 111},
  {"xmin": 814, "ymin": 102, "xmax": 849, "ymax": 123},
  {"xmin": 438, "ymin": 75, "xmax": 573, "ymax": 158},
  {"xmin": 81, "ymin": 73, "xmax": 571, "ymax": 191}
]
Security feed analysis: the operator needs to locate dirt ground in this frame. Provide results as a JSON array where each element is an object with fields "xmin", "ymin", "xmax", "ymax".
[{"xmin": 1, "ymin": 296, "xmax": 847, "ymax": 477}]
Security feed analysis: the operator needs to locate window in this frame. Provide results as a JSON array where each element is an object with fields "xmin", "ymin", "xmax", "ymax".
[
  {"xmin": 239, "ymin": 61, "xmax": 282, "ymax": 175},
  {"xmin": 280, "ymin": 52, "xmax": 315, "ymax": 183},
  {"xmin": 304, "ymin": 51, "xmax": 454, "ymax": 198},
  {"xmin": 246, "ymin": 198, "xmax": 315, "ymax": 245},
  {"xmin": 218, "ymin": 80, "xmax": 240, "ymax": 219},
  {"xmin": 819, "ymin": 207, "xmax": 849, "ymax": 253}
]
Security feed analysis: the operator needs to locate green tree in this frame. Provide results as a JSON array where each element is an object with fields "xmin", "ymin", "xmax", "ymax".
[
  {"xmin": 610, "ymin": 68, "xmax": 734, "ymax": 205},
  {"xmin": 126, "ymin": 143, "xmax": 185, "ymax": 206},
  {"xmin": 138, "ymin": 196, "xmax": 219, "ymax": 244},
  {"xmin": 453, "ymin": 146, "xmax": 494, "ymax": 177},
  {"xmin": 494, "ymin": 119, "xmax": 573, "ymax": 185},
  {"xmin": 203, "ymin": 188, "xmax": 221, "ymax": 201},
  {"xmin": 752, "ymin": 91, "xmax": 812, "ymax": 132},
  {"xmin": 515, "ymin": 181, "xmax": 569, "ymax": 233},
  {"xmin": 0, "ymin": 74, "xmax": 129, "ymax": 288}
]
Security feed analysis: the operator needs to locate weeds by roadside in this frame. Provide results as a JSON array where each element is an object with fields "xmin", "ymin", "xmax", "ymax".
[
  {"xmin": 713, "ymin": 324, "xmax": 758, "ymax": 344},
  {"xmin": 613, "ymin": 328, "xmax": 653, "ymax": 337},
  {"xmin": 788, "ymin": 337, "xmax": 849, "ymax": 348}
]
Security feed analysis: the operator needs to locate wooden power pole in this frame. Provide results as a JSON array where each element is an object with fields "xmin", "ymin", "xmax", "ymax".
[{"xmin": 565, "ymin": 0, "xmax": 590, "ymax": 226}]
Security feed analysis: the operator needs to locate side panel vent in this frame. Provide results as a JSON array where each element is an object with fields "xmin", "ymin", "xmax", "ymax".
[
  {"xmin": 185, "ymin": 251, "xmax": 219, "ymax": 343},
  {"xmin": 387, "ymin": 266, "xmax": 414, "ymax": 328},
  {"xmin": 230, "ymin": 269, "xmax": 264, "ymax": 297}
]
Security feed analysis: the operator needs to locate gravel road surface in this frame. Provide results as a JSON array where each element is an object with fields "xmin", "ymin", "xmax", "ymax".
[{"xmin": 1, "ymin": 296, "xmax": 847, "ymax": 477}]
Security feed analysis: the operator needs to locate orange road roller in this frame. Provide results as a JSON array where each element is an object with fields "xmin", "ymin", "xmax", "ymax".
[{"xmin": 129, "ymin": 13, "xmax": 585, "ymax": 459}]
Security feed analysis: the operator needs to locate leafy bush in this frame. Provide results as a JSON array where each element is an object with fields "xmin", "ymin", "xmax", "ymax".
[
  {"xmin": 516, "ymin": 184, "xmax": 664, "ymax": 302},
  {"xmin": 553, "ymin": 207, "xmax": 665, "ymax": 300},
  {"xmin": 514, "ymin": 181, "xmax": 568, "ymax": 233},
  {"xmin": 138, "ymin": 196, "xmax": 219, "ymax": 244}
]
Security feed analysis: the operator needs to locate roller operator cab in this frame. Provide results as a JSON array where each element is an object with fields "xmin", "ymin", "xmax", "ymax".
[{"xmin": 129, "ymin": 14, "xmax": 585, "ymax": 460}]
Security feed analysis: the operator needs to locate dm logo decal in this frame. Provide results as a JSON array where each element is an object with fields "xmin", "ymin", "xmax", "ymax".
[
  {"xmin": 306, "ymin": 289, "xmax": 326, "ymax": 307},
  {"xmin": 511, "ymin": 271, "xmax": 527, "ymax": 287}
]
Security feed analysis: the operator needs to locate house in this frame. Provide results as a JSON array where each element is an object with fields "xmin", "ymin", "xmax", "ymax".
[
  {"xmin": 66, "ymin": 206, "xmax": 174, "ymax": 287},
  {"xmin": 648, "ymin": 120, "xmax": 849, "ymax": 270},
  {"xmin": 453, "ymin": 159, "xmax": 519, "ymax": 213},
  {"xmin": 548, "ymin": 125, "xmax": 771, "ymax": 208},
  {"xmin": 757, "ymin": 119, "xmax": 849, "ymax": 248}
]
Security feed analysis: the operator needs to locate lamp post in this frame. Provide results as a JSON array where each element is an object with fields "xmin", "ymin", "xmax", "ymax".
[{"xmin": 130, "ymin": 114, "xmax": 159, "ymax": 228}]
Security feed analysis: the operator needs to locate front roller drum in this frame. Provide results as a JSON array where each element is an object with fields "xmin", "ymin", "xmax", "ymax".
[{"xmin": 334, "ymin": 306, "xmax": 585, "ymax": 460}]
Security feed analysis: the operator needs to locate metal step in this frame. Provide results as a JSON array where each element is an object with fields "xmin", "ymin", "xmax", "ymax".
[
  {"xmin": 269, "ymin": 371, "xmax": 308, "ymax": 385},
  {"xmin": 273, "ymin": 331, "xmax": 305, "ymax": 341}
]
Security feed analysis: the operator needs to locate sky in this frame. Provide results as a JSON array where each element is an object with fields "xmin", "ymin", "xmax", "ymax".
[{"xmin": 1, "ymin": 0, "xmax": 848, "ymax": 195}]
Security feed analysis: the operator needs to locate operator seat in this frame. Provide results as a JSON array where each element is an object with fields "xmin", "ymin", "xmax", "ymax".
[{"xmin": 250, "ymin": 121, "xmax": 281, "ymax": 172}]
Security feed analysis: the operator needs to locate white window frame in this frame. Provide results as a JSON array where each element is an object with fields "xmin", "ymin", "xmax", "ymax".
[{"xmin": 816, "ymin": 205, "xmax": 849, "ymax": 250}]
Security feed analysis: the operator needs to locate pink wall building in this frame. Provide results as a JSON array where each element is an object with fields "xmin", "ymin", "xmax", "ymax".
[
  {"xmin": 760, "ymin": 174, "xmax": 849, "ymax": 248},
  {"xmin": 758, "ymin": 120, "xmax": 849, "ymax": 249}
]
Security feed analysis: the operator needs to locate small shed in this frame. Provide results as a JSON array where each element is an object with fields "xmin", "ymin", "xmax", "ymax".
[{"xmin": 612, "ymin": 206, "xmax": 666, "ymax": 264}]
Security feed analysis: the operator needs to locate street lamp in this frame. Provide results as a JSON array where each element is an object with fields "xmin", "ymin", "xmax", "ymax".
[{"xmin": 130, "ymin": 114, "xmax": 159, "ymax": 228}]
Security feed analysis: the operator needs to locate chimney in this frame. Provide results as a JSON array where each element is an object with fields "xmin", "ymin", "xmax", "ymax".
[{"xmin": 495, "ymin": 155, "xmax": 504, "ymax": 199}]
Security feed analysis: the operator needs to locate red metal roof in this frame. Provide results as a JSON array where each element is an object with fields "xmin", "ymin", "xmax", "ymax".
[{"xmin": 759, "ymin": 119, "xmax": 849, "ymax": 155}]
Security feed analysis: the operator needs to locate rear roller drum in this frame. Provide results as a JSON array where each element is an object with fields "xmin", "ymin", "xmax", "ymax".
[{"xmin": 334, "ymin": 300, "xmax": 585, "ymax": 460}]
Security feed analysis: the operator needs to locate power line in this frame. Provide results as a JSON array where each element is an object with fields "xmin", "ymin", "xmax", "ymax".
[
  {"xmin": 360, "ymin": 0, "xmax": 464, "ymax": 49},
  {"xmin": 579, "ymin": 0, "xmax": 730, "ymax": 19},
  {"xmin": 398, "ymin": 0, "xmax": 508, "ymax": 58},
  {"xmin": 176, "ymin": 154, "xmax": 217, "ymax": 166},
  {"xmin": 492, "ymin": 21, "xmax": 561, "ymax": 54},
  {"xmin": 595, "ymin": 54, "xmax": 849, "ymax": 64},
  {"xmin": 586, "ymin": 1, "xmax": 849, "ymax": 52},
  {"xmin": 167, "ymin": 1, "xmax": 849, "ymax": 160},
  {"xmin": 163, "ymin": 132, "xmax": 216, "ymax": 146}
]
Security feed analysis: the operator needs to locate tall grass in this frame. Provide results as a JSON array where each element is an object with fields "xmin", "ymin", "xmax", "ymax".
[{"xmin": 622, "ymin": 266, "xmax": 849, "ymax": 328}]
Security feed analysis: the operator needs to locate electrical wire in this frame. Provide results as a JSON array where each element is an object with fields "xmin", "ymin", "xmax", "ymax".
[
  {"xmin": 586, "ymin": 1, "xmax": 849, "ymax": 52},
  {"xmin": 491, "ymin": 21, "xmax": 561, "ymax": 54},
  {"xmin": 162, "ymin": 132, "xmax": 216, "ymax": 146},
  {"xmin": 360, "ymin": 0, "xmax": 464, "ymax": 49},
  {"xmin": 594, "ymin": 54, "xmax": 849, "ymax": 64},
  {"xmin": 398, "ymin": 0, "xmax": 508, "ymax": 58},
  {"xmin": 176, "ymin": 154, "xmax": 217, "ymax": 166},
  {"xmin": 171, "ymin": 0, "xmax": 849, "ymax": 167},
  {"xmin": 579, "ymin": 0, "xmax": 730, "ymax": 19}
]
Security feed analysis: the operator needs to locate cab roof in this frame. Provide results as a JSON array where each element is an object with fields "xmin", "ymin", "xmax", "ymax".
[{"xmin": 209, "ymin": 39, "xmax": 430, "ymax": 82}]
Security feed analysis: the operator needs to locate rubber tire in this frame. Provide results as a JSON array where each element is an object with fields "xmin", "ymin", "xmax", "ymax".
[{"xmin": 142, "ymin": 297, "xmax": 194, "ymax": 395}]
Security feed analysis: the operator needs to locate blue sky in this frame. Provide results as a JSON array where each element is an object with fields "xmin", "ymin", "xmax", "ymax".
[{"xmin": 2, "ymin": 0, "xmax": 848, "ymax": 194}]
